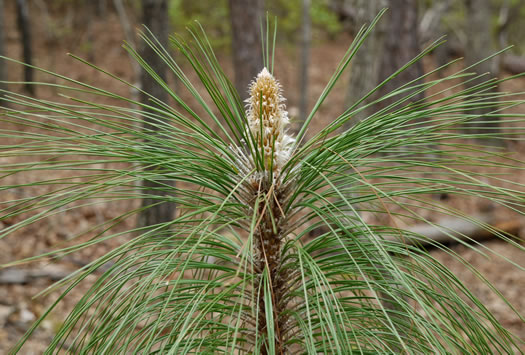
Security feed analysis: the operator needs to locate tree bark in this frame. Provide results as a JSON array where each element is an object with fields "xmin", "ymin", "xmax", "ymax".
[
  {"xmin": 138, "ymin": 0, "xmax": 176, "ymax": 229},
  {"xmin": 344, "ymin": 0, "xmax": 386, "ymax": 126},
  {"xmin": 377, "ymin": 0, "xmax": 424, "ymax": 112},
  {"xmin": 0, "ymin": 0, "xmax": 7, "ymax": 105},
  {"xmin": 228, "ymin": 0, "xmax": 263, "ymax": 101},
  {"xmin": 464, "ymin": 0, "xmax": 500, "ymax": 139},
  {"xmin": 15, "ymin": 0, "xmax": 34, "ymax": 95},
  {"xmin": 345, "ymin": 1, "xmax": 424, "ymax": 123}
]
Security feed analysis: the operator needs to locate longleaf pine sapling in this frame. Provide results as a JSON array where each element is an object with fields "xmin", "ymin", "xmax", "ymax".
[
  {"xmin": 1, "ymin": 11, "xmax": 525, "ymax": 354},
  {"xmin": 244, "ymin": 67, "xmax": 295, "ymax": 353}
]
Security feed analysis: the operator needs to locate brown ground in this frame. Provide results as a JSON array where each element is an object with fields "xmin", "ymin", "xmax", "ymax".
[{"xmin": 0, "ymin": 3, "xmax": 524, "ymax": 353}]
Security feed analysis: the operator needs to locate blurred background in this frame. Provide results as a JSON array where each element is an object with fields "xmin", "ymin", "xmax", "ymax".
[
  {"xmin": 1, "ymin": 0, "xmax": 525, "ymax": 352},
  {"xmin": 2, "ymin": 0, "xmax": 525, "ymax": 125}
]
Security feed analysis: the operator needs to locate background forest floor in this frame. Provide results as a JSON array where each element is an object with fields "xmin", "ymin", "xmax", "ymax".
[{"xmin": 0, "ymin": 4, "xmax": 524, "ymax": 353}]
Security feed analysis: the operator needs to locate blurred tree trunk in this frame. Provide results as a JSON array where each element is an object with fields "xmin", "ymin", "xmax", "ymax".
[
  {"xmin": 346, "ymin": 1, "xmax": 423, "ymax": 127},
  {"xmin": 114, "ymin": 0, "xmax": 141, "ymax": 81},
  {"xmin": 0, "ymin": 0, "xmax": 7, "ymax": 105},
  {"xmin": 95, "ymin": 0, "xmax": 108, "ymax": 18},
  {"xmin": 138, "ymin": 0, "xmax": 176, "ymax": 229},
  {"xmin": 344, "ymin": 0, "xmax": 386, "ymax": 126},
  {"xmin": 15, "ymin": 0, "xmax": 33, "ymax": 95},
  {"xmin": 377, "ymin": 0, "xmax": 424, "ymax": 112},
  {"xmin": 228, "ymin": 0, "xmax": 263, "ymax": 101},
  {"xmin": 296, "ymin": 0, "xmax": 311, "ymax": 133},
  {"xmin": 464, "ymin": 0, "xmax": 500, "ymax": 138}
]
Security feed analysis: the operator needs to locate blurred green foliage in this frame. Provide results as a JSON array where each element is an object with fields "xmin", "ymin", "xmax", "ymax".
[
  {"xmin": 169, "ymin": 0, "xmax": 231, "ymax": 48},
  {"xmin": 168, "ymin": 0, "xmax": 342, "ymax": 49},
  {"xmin": 265, "ymin": 0, "xmax": 342, "ymax": 41}
]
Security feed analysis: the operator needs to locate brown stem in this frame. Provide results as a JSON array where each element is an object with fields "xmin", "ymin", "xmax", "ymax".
[{"xmin": 254, "ymin": 184, "xmax": 289, "ymax": 355}]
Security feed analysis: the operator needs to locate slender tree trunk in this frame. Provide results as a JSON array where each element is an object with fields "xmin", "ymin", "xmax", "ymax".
[
  {"xmin": 228, "ymin": 0, "xmax": 263, "ymax": 100},
  {"xmin": 113, "ymin": 0, "xmax": 141, "ymax": 81},
  {"xmin": 140, "ymin": 0, "xmax": 169, "ymax": 112},
  {"xmin": 296, "ymin": 0, "xmax": 311, "ymax": 133},
  {"xmin": 138, "ymin": 0, "xmax": 176, "ymax": 228},
  {"xmin": 344, "ymin": 0, "xmax": 386, "ymax": 126},
  {"xmin": 15, "ymin": 0, "xmax": 33, "ymax": 95},
  {"xmin": 0, "ymin": 0, "xmax": 7, "ymax": 105},
  {"xmin": 464, "ymin": 0, "xmax": 500, "ymax": 139}
]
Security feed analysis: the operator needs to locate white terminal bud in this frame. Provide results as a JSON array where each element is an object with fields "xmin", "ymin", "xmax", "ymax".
[{"xmin": 245, "ymin": 68, "xmax": 295, "ymax": 175}]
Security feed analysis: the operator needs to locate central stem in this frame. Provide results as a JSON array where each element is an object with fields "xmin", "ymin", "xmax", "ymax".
[{"xmin": 255, "ymin": 185, "xmax": 288, "ymax": 355}]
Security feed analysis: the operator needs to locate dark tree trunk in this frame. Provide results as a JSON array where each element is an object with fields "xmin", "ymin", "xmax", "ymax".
[
  {"xmin": 345, "ymin": 1, "xmax": 423, "ymax": 125},
  {"xmin": 15, "ymin": 0, "xmax": 33, "ymax": 95},
  {"xmin": 0, "ymin": 0, "xmax": 7, "ymax": 105},
  {"xmin": 138, "ymin": 0, "xmax": 176, "ymax": 229},
  {"xmin": 140, "ymin": 0, "xmax": 169, "ymax": 112},
  {"xmin": 344, "ymin": 0, "xmax": 386, "ymax": 126},
  {"xmin": 95, "ymin": 0, "xmax": 108, "ymax": 18},
  {"xmin": 377, "ymin": 0, "xmax": 424, "ymax": 112},
  {"xmin": 228, "ymin": 0, "xmax": 263, "ymax": 100},
  {"xmin": 464, "ymin": 0, "xmax": 500, "ymax": 139}
]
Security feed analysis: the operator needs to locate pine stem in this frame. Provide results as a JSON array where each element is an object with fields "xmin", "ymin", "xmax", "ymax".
[{"xmin": 254, "ymin": 181, "xmax": 289, "ymax": 355}]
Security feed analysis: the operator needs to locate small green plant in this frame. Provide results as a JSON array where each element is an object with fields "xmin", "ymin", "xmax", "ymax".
[{"xmin": 1, "ymin": 12, "xmax": 525, "ymax": 354}]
